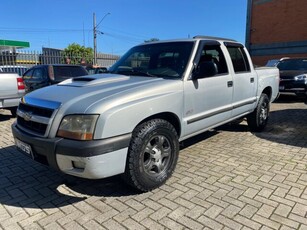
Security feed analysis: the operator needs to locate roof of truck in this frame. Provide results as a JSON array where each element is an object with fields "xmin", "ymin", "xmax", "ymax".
[
  {"xmin": 140, "ymin": 35, "xmax": 239, "ymax": 46},
  {"xmin": 192, "ymin": 35, "xmax": 236, "ymax": 42}
]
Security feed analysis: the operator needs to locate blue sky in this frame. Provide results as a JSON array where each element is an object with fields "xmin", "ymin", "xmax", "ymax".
[{"xmin": 0, "ymin": 0, "xmax": 248, "ymax": 55}]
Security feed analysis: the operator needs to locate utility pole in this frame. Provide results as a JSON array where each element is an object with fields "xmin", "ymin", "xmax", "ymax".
[
  {"xmin": 93, "ymin": 13, "xmax": 97, "ymax": 65},
  {"xmin": 93, "ymin": 12, "xmax": 110, "ymax": 65}
]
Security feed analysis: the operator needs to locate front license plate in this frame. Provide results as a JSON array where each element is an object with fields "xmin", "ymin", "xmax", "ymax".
[
  {"xmin": 15, "ymin": 138, "xmax": 33, "ymax": 158},
  {"xmin": 279, "ymin": 86, "xmax": 285, "ymax": 90}
]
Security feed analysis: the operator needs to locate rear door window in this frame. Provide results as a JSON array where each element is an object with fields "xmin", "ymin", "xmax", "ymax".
[
  {"xmin": 226, "ymin": 46, "xmax": 251, "ymax": 73},
  {"xmin": 198, "ymin": 45, "xmax": 228, "ymax": 75}
]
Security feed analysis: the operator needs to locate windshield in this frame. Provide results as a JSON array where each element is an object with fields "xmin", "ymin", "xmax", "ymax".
[
  {"xmin": 109, "ymin": 41, "xmax": 194, "ymax": 79},
  {"xmin": 277, "ymin": 59, "xmax": 307, "ymax": 71}
]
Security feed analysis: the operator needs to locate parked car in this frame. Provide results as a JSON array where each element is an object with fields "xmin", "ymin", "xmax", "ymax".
[
  {"xmin": 265, "ymin": 59, "xmax": 280, "ymax": 67},
  {"xmin": 12, "ymin": 36, "xmax": 279, "ymax": 192},
  {"xmin": 0, "ymin": 65, "xmax": 28, "ymax": 76},
  {"xmin": 22, "ymin": 64, "xmax": 88, "ymax": 92},
  {"xmin": 265, "ymin": 57, "xmax": 289, "ymax": 67},
  {"xmin": 85, "ymin": 65, "xmax": 108, "ymax": 74},
  {"xmin": 0, "ymin": 72, "xmax": 25, "ymax": 116},
  {"xmin": 276, "ymin": 57, "xmax": 307, "ymax": 97}
]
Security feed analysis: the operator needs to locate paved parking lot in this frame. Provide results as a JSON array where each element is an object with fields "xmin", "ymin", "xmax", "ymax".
[{"xmin": 0, "ymin": 95, "xmax": 307, "ymax": 230}]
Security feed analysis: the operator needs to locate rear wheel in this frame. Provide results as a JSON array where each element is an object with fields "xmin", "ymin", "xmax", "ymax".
[
  {"xmin": 247, "ymin": 93, "xmax": 270, "ymax": 132},
  {"xmin": 123, "ymin": 119, "xmax": 179, "ymax": 192}
]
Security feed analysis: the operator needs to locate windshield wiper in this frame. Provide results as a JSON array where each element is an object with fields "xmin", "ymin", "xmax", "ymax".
[
  {"xmin": 109, "ymin": 68, "xmax": 158, "ymax": 78},
  {"xmin": 130, "ymin": 70, "xmax": 157, "ymax": 78}
]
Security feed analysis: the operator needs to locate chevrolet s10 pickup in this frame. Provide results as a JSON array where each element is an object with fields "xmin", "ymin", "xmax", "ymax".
[{"xmin": 12, "ymin": 36, "xmax": 279, "ymax": 191}]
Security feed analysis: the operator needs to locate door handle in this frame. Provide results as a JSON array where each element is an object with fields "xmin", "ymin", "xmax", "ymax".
[
  {"xmin": 250, "ymin": 78, "xmax": 254, "ymax": 83},
  {"xmin": 227, "ymin": 81, "xmax": 233, "ymax": 87}
]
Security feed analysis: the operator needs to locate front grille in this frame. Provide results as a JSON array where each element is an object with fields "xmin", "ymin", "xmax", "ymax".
[
  {"xmin": 17, "ymin": 116, "xmax": 47, "ymax": 135},
  {"xmin": 19, "ymin": 103, "xmax": 53, "ymax": 118},
  {"xmin": 17, "ymin": 103, "xmax": 56, "ymax": 136}
]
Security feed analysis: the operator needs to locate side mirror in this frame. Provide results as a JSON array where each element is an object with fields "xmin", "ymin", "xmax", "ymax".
[{"xmin": 193, "ymin": 61, "xmax": 218, "ymax": 79}]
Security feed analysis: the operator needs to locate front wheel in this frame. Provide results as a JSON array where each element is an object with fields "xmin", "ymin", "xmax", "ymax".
[
  {"xmin": 247, "ymin": 94, "xmax": 270, "ymax": 132},
  {"xmin": 123, "ymin": 119, "xmax": 179, "ymax": 192}
]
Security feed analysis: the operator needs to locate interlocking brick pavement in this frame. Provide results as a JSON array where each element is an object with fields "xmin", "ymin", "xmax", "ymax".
[{"xmin": 0, "ymin": 94, "xmax": 306, "ymax": 229}]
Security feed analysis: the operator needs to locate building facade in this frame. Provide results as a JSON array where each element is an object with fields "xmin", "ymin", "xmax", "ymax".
[{"xmin": 246, "ymin": 0, "xmax": 307, "ymax": 66}]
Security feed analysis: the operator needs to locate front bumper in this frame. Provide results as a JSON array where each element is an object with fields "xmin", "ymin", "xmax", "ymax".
[
  {"xmin": 0, "ymin": 97, "xmax": 21, "ymax": 109},
  {"xmin": 279, "ymin": 80, "xmax": 306, "ymax": 93},
  {"xmin": 11, "ymin": 122, "xmax": 131, "ymax": 179}
]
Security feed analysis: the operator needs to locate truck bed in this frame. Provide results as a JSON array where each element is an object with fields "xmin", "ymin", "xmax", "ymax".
[
  {"xmin": 0, "ymin": 73, "xmax": 25, "ymax": 109},
  {"xmin": 255, "ymin": 66, "xmax": 280, "ymax": 102}
]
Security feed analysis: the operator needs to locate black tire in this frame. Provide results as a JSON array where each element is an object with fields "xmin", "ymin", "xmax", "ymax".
[
  {"xmin": 9, "ymin": 107, "xmax": 17, "ymax": 117},
  {"xmin": 247, "ymin": 93, "xmax": 270, "ymax": 132},
  {"xmin": 123, "ymin": 119, "xmax": 179, "ymax": 192}
]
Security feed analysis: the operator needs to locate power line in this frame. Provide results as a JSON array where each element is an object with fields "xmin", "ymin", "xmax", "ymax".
[
  {"xmin": 103, "ymin": 32, "xmax": 143, "ymax": 43},
  {"xmin": 0, "ymin": 26, "xmax": 152, "ymax": 54},
  {"xmin": 0, "ymin": 27, "xmax": 151, "ymax": 41},
  {"xmin": 102, "ymin": 26, "xmax": 150, "ymax": 40},
  {"xmin": 0, "ymin": 27, "xmax": 90, "ymax": 33}
]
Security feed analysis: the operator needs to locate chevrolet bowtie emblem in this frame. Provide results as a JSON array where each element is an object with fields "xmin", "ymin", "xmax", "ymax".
[{"xmin": 23, "ymin": 112, "xmax": 33, "ymax": 121}]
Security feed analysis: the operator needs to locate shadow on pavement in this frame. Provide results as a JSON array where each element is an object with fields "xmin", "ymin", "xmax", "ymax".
[
  {"xmin": 0, "ymin": 114, "xmax": 13, "ymax": 122},
  {"xmin": 216, "ymin": 108, "xmax": 307, "ymax": 148},
  {"xmin": 274, "ymin": 93, "xmax": 305, "ymax": 104},
  {"xmin": 180, "ymin": 129, "xmax": 219, "ymax": 150},
  {"xmin": 0, "ymin": 146, "xmax": 138, "ymax": 210},
  {"xmin": 254, "ymin": 108, "xmax": 307, "ymax": 148}
]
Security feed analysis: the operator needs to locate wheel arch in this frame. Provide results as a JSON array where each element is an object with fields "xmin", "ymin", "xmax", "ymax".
[
  {"xmin": 261, "ymin": 86, "xmax": 272, "ymax": 100},
  {"xmin": 136, "ymin": 112, "xmax": 181, "ymax": 137}
]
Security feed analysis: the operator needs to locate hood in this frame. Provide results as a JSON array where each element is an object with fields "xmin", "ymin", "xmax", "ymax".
[
  {"xmin": 23, "ymin": 74, "xmax": 183, "ymax": 114},
  {"xmin": 279, "ymin": 70, "xmax": 307, "ymax": 80}
]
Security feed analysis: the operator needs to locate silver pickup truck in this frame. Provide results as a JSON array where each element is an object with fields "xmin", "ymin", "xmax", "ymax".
[
  {"xmin": 12, "ymin": 36, "xmax": 279, "ymax": 191},
  {"xmin": 0, "ymin": 72, "xmax": 25, "ymax": 116}
]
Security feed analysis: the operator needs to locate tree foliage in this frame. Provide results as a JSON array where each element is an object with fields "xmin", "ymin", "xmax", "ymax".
[{"xmin": 63, "ymin": 43, "xmax": 93, "ymax": 65}]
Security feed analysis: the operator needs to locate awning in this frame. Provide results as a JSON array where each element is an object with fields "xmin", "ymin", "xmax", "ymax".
[{"xmin": 0, "ymin": 39, "xmax": 30, "ymax": 50}]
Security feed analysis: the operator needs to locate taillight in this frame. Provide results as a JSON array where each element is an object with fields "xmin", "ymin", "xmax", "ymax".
[{"xmin": 17, "ymin": 77, "xmax": 25, "ymax": 90}]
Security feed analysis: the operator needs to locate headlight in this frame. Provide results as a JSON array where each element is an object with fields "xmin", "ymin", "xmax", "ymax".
[
  {"xmin": 57, "ymin": 114, "xmax": 99, "ymax": 140},
  {"xmin": 294, "ymin": 74, "xmax": 307, "ymax": 81}
]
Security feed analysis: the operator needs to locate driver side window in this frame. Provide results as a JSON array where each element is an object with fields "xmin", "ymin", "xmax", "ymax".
[{"xmin": 32, "ymin": 68, "xmax": 44, "ymax": 80}]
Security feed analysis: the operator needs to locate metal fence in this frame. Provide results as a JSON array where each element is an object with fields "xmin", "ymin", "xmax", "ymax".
[{"xmin": 0, "ymin": 50, "xmax": 120, "ymax": 70}]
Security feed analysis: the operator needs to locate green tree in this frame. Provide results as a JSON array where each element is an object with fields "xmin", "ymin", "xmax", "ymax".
[{"xmin": 63, "ymin": 43, "xmax": 93, "ymax": 65}]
